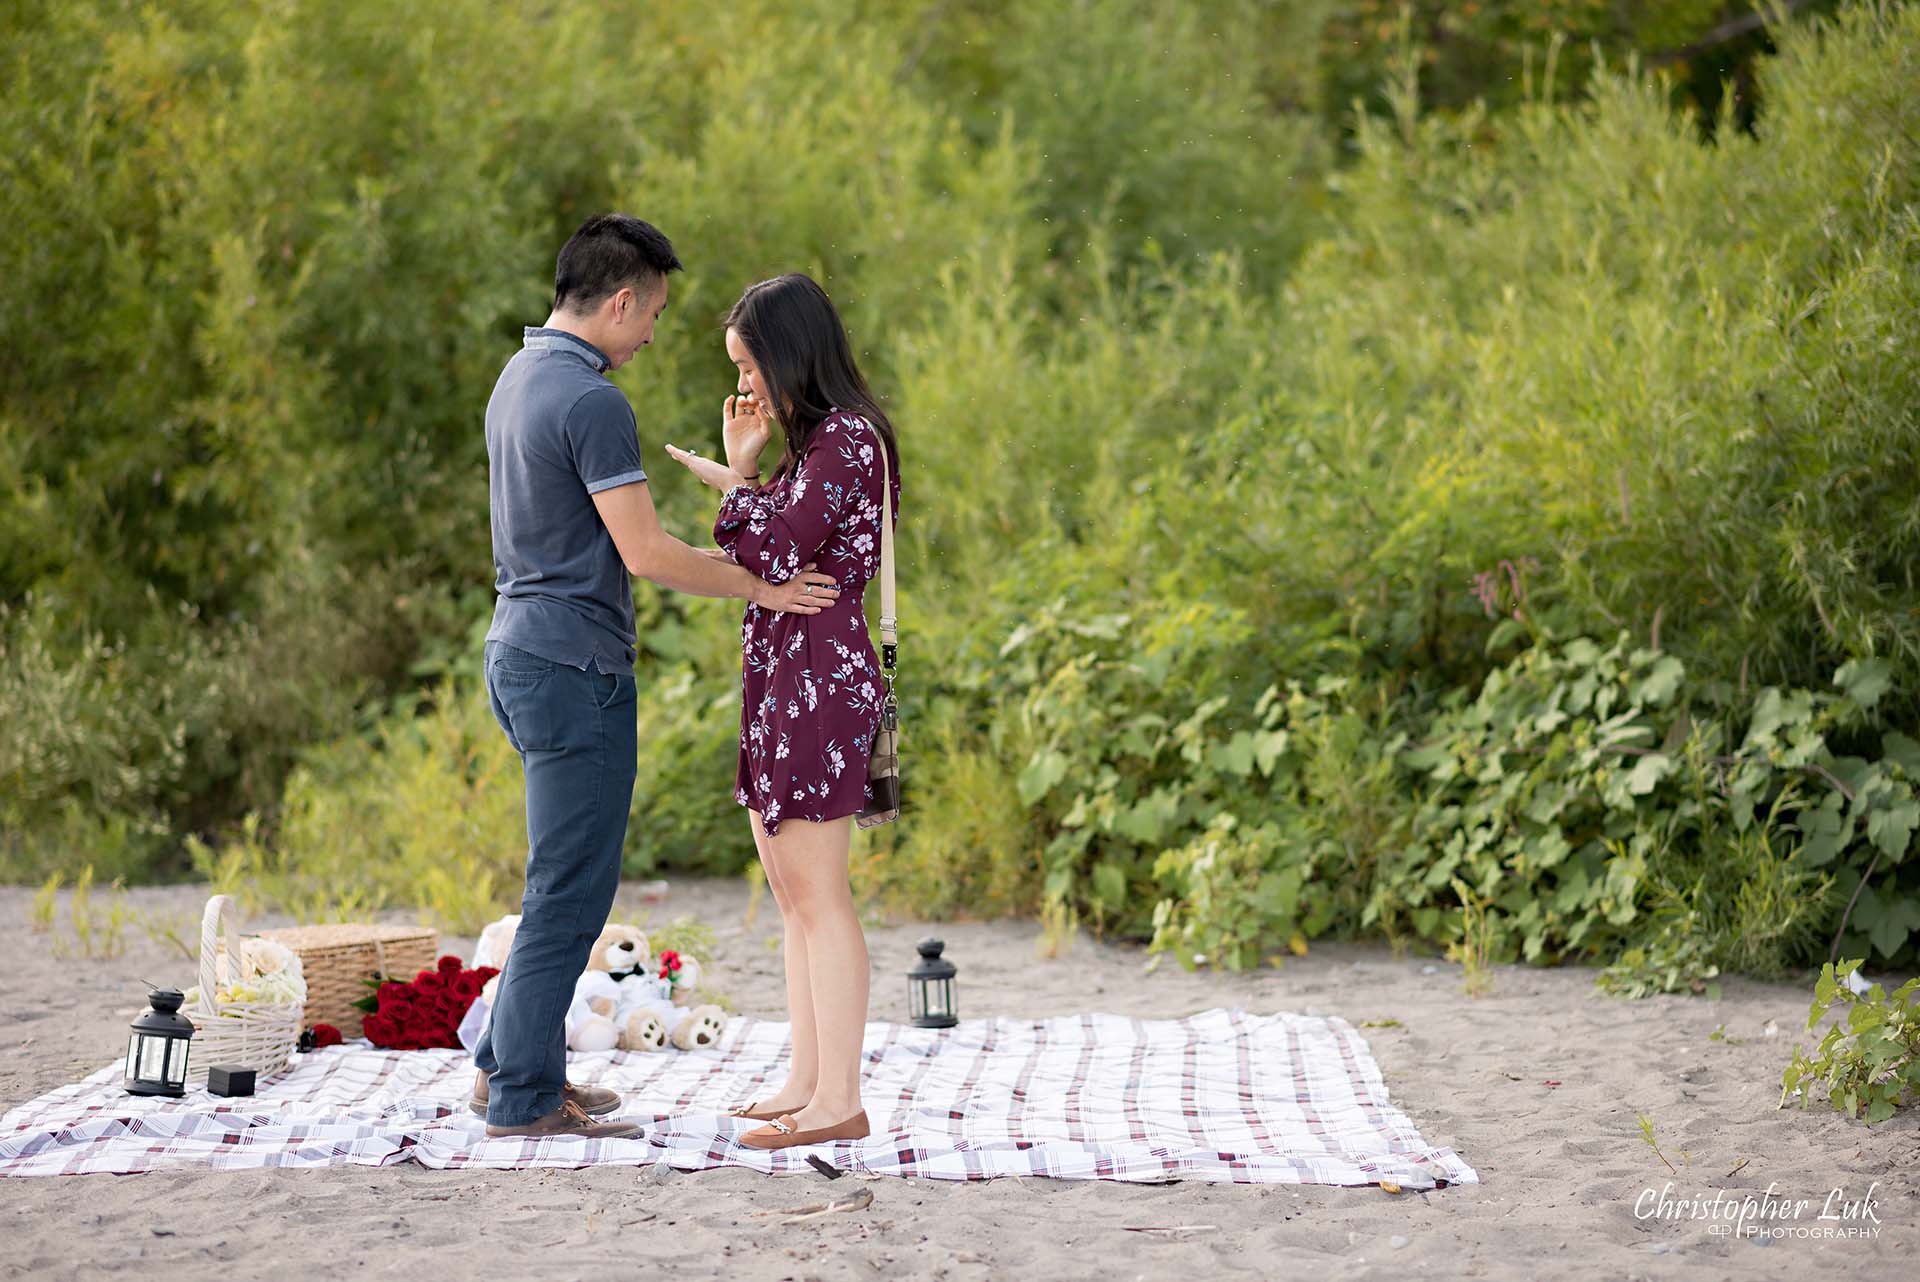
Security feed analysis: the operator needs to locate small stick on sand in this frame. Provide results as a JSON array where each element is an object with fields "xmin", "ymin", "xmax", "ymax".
[{"xmin": 754, "ymin": 1187, "xmax": 876, "ymax": 1223}]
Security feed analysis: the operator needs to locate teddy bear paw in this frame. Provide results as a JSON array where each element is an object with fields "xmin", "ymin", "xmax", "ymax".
[
  {"xmin": 569, "ymin": 1015, "xmax": 620, "ymax": 1054},
  {"xmin": 670, "ymin": 1004, "xmax": 727, "ymax": 1051},
  {"xmin": 622, "ymin": 1009, "xmax": 669, "ymax": 1053}
]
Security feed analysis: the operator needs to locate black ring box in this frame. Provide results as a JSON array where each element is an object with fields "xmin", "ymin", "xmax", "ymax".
[{"xmin": 206, "ymin": 1065, "xmax": 256, "ymax": 1096}]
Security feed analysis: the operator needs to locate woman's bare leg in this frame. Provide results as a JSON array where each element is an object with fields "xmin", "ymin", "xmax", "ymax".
[
  {"xmin": 748, "ymin": 809, "xmax": 818, "ymax": 1113},
  {"xmin": 763, "ymin": 815, "xmax": 868, "ymax": 1129}
]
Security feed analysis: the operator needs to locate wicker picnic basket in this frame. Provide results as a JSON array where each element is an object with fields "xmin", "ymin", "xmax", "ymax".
[
  {"xmin": 253, "ymin": 922, "xmax": 439, "ymax": 1037},
  {"xmin": 187, "ymin": 894, "xmax": 305, "ymax": 1082}
]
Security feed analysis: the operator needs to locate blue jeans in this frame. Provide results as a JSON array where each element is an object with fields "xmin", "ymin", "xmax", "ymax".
[{"xmin": 472, "ymin": 640, "xmax": 637, "ymax": 1125}]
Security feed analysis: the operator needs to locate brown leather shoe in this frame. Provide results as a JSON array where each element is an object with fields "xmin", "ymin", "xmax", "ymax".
[
  {"xmin": 470, "ymin": 1069, "xmax": 620, "ymax": 1118},
  {"xmin": 738, "ymin": 1109, "xmax": 870, "ymax": 1150},
  {"xmin": 484, "ymin": 1098, "xmax": 642, "ymax": 1139}
]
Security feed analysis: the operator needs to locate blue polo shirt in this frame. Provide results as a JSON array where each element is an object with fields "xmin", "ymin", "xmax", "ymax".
[{"xmin": 484, "ymin": 327, "xmax": 646, "ymax": 674}]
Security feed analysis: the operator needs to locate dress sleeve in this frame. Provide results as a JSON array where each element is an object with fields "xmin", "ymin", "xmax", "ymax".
[{"xmin": 714, "ymin": 414, "xmax": 877, "ymax": 584}]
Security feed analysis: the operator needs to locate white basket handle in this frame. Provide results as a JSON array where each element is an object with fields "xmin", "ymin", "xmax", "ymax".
[{"xmin": 196, "ymin": 894, "xmax": 241, "ymax": 1013}]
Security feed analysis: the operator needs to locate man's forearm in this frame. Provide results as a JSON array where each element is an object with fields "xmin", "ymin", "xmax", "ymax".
[{"xmin": 629, "ymin": 530, "xmax": 759, "ymax": 600}]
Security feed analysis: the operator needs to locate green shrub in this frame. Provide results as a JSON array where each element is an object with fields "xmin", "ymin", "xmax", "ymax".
[
  {"xmin": 1386, "ymin": 634, "xmax": 1913, "ymax": 971},
  {"xmin": 1782, "ymin": 959, "xmax": 1920, "ymax": 1123},
  {"xmin": 897, "ymin": 0, "xmax": 1327, "ymax": 285},
  {"xmin": 625, "ymin": 666, "xmax": 756, "ymax": 878},
  {"xmin": 190, "ymin": 674, "xmax": 526, "ymax": 934},
  {"xmin": 1149, "ymin": 813, "xmax": 1329, "ymax": 972},
  {"xmin": 852, "ymin": 724, "xmax": 1043, "ymax": 924},
  {"xmin": 1206, "ymin": 0, "xmax": 1920, "ymax": 707}
]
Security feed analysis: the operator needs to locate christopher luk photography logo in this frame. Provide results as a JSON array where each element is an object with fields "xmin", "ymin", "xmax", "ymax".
[{"xmin": 1635, "ymin": 1180, "xmax": 1885, "ymax": 1241}]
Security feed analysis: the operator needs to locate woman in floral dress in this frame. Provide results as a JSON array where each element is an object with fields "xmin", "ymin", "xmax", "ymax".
[{"xmin": 663, "ymin": 273, "xmax": 900, "ymax": 1151}]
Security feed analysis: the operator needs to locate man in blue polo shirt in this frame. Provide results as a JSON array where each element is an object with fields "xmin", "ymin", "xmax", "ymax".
[{"xmin": 472, "ymin": 214, "xmax": 841, "ymax": 1138}]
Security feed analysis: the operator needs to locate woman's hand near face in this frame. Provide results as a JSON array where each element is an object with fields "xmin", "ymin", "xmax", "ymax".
[{"xmin": 723, "ymin": 392, "xmax": 772, "ymax": 479}]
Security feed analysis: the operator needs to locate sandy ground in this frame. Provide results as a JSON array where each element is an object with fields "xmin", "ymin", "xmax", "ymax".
[{"xmin": 1, "ymin": 877, "xmax": 1914, "ymax": 1282}]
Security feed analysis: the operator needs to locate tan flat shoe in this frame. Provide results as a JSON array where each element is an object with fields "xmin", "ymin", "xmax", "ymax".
[
  {"xmin": 738, "ymin": 1109, "xmax": 870, "ymax": 1151},
  {"xmin": 727, "ymin": 1098, "xmax": 798, "ymax": 1122}
]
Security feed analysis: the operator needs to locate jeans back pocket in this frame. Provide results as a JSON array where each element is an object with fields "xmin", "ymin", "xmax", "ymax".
[{"xmin": 488, "ymin": 641, "xmax": 557, "ymax": 685}]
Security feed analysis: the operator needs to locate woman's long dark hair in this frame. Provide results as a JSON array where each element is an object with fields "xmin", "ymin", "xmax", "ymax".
[{"xmin": 724, "ymin": 274, "xmax": 898, "ymax": 485}]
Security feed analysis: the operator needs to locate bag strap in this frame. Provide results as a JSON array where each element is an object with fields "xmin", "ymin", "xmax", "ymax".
[{"xmin": 867, "ymin": 420, "xmax": 897, "ymax": 667}]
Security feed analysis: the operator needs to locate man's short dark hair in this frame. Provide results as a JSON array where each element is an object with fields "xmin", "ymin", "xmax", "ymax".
[{"xmin": 553, "ymin": 214, "xmax": 683, "ymax": 314}]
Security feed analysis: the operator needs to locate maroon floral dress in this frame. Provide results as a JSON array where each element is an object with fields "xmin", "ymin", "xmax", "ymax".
[{"xmin": 714, "ymin": 409, "xmax": 901, "ymax": 836}]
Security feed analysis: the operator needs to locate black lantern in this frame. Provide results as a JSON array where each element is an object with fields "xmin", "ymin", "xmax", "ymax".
[
  {"xmin": 907, "ymin": 937, "xmax": 958, "ymax": 1028},
  {"xmin": 126, "ymin": 987, "xmax": 195, "ymax": 1097}
]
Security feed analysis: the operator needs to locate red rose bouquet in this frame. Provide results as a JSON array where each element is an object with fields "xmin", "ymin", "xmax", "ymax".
[
  {"xmin": 658, "ymin": 949, "xmax": 686, "ymax": 986},
  {"xmin": 354, "ymin": 954, "xmax": 499, "ymax": 1050},
  {"xmin": 652, "ymin": 946, "xmax": 704, "ymax": 996}
]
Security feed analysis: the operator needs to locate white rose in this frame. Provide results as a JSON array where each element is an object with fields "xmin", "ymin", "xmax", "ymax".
[
  {"xmin": 241, "ymin": 938, "xmax": 300, "ymax": 980},
  {"xmin": 256, "ymin": 971, "xmax": 306, "ymax": 1005},
  {"xmin": 240, "ymin": 940, "xmax": 307, "ymax": 1002}
]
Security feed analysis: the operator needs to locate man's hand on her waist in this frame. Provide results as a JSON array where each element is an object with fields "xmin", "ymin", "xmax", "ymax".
[{"xmin": 753, "ymin": 563, "xmax": 842, "ymax": 615}]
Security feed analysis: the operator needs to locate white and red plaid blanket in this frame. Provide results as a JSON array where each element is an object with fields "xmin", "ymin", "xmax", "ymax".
[{"xmin": 0, "ymin": 1007, "xmax": 1476, "ymax": 1186}]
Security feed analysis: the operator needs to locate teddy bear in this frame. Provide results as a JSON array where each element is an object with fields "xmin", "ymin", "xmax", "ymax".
[
  {"xmin": 567, "ymin": 922, "xmax": 662, "ymax": 1052},
  {"xmin": 472, "ymin": 914, "xmax": 520, "ymax": 1004},
  {"xmin": 460, "ymin": 914, "xmax": 725, "ymax": 1055},
  {"xmin": 469, "ymin": 914, "xmax": 639, "ymax": 1010},
  {"xmin": 569, "ymin": 923, "xmax": 727, "ymax": 1054}
]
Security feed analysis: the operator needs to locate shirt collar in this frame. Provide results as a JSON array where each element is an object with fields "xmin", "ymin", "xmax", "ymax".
[{"xmin": 522, "ymin": 326, "xmax": 613, "ymax": 373}]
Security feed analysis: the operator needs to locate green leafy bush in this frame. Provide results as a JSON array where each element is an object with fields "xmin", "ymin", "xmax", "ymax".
[
  {"xmin": 1373, "ymin": 634, "xmax": 1917, "ymax": 974},
  {"xmin": 189, "ymin": 677, "xmax": 527, "ymax": 935},
  {"xmin": 1782, "ymin": 960, "xmax": 1920, "ymax": 1123},
  {"xmin": 1017, "ymin": 622, "xmax": 1912, "ymax": 978}
]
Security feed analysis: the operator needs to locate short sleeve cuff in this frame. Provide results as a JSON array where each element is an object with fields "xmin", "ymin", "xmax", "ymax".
[{"xmin": 585, "ymin": 468, "xmax": 648, "ymax": 494}]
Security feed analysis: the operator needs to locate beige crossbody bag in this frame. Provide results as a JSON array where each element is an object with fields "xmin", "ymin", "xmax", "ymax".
[{"xmin": 857, "ymin": 423, "xmax": 900, "ymax": 828}]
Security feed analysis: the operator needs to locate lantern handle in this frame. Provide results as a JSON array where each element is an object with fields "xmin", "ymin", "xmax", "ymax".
[{"xmin": 196, "ymin": 894, "xmax": 241, "ymax": 1015}]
